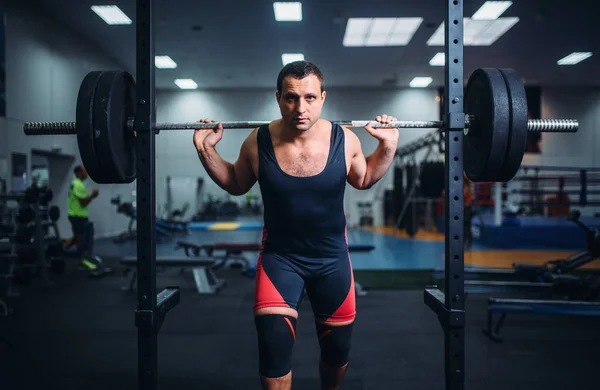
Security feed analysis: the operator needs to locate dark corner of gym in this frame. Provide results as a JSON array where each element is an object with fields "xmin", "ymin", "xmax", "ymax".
[{"xmin": 1, "ymin": 1, "xmax": 598, "ymax": 390}]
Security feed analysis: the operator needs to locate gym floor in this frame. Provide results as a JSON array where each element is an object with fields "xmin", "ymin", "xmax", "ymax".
[{"xmin": 1, "ymin": 225, "xmax": 599, "ymax": 389}]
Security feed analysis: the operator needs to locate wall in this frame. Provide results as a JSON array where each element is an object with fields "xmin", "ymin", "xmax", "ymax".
[
  {"xmin": 155, "ymin": 87, "xmax": 441, "ymax": 226},
  {"xmin": 3, "ymin": 4, "xmax": 131, "ymax": 237}
]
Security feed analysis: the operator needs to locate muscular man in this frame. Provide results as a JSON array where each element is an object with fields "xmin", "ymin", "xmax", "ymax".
[
  {"xmin": 64, "ymin": 165, "xmax": 99, "ymax": 268},
  {"xmin": 194, "ymin": 61, "xmax": 399, "ymax": 390}
]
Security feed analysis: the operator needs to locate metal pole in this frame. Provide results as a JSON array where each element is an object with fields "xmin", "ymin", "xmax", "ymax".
[
  {"xmin": 443, "ymin": 0, "xmax": 465, "ymax": 388},
  {"xmin": 135, "ymin": 0, "xmax": 158, "ymax": 389}
]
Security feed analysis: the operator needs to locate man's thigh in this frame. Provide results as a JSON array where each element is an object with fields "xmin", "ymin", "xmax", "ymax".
[
  {"xmin": 305, "ymin": 252, "xmax": 356, "ymax": 323},
  {"xmin": 254, "ymin": 252, "xmax": 305, "ymax": 313},
  {"xmin": 69, "ymin": 216, "xmax": 88, "ymax": 235}
]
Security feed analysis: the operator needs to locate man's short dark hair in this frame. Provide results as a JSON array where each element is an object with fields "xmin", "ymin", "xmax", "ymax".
[
  {"xmin": 277, "ymin": 61, "xmax": 325, "ymax": 94},
  {"xmin": 73, "ymin": 165, "xmax": 83, "ymax": 175}
]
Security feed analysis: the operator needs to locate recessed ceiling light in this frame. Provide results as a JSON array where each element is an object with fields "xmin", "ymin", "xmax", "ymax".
[
  {"xmin": 410, "ymin": 77, "xmax": 433, "ymax": 88},
  {"xmin": 343, "ymin": 17, "xmax": 423, "ymax": 47},
  {"xmin": 429, "ymin": 53, "xmax": 445, "ymax": 66},
  {"xmin": 174, "ymin": 79, "xmax": 198, "ymax": 89},
  {"xmin": 273, "ymin": 2, "xmax": 302, "ymax": 22},
  {"xmin": 427, "ymin": 17, "xmax": 519, "ymax": 46},
  {"xmin": 155, "ymin": 56, "xmax": 177, "ymax": 69},
  {"xmin": 472, "ymin": 1, "xmax": 513, "ymax": 20},
  {"xmin": 281, "ymin": 53, "xmax": 305, "ymax": 65},
  {"xmin": 91, "ymin": 5, "xmax": 132, "ymax": 25},
  {"xmin": 557, "ymin": 52, "xmax": 592, "ymax": 65}
]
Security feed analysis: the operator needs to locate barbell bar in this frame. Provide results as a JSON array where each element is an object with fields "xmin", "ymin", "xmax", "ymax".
[
  {"xmin": 21, "ymin": 68, "xmax": 579, "ymax": 185},
  {"xmin": 23, "ymin": 117, "xmax": 579, "ymax": 134}
]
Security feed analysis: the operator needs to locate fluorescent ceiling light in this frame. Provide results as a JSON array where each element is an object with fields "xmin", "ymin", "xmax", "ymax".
[
  {"xmin": 343, "ymin": 17, "xmax": 423, "ymax": 47},
  {"xmin": 282, "ymin": 53, "xmax": 305, "ymax": 65},
  {"xmin": 174, "ymin": 79, "xmax": 198, "ymax": 90},
  {"xmin": 429, "ymin": 52, "xmax": 445, "ymax": 66},
  {"xmin": 273, "ymin": 2, "xmax": 302, "ymax": 22},
  {"xmin": 557, "ymin": 52, "xmax": 592, "ymax": 65},
  {"xmin": 155, "ymin": 56, "xmax": 177, "ymax": 69},
  {"xmin": 472, "ymin": 1, "xmax": 512, "ymax": 20},
  {"xmin": 410, "ymin": 77, "xmax": 433, "ymax": 88},
  {"xmin": 91, "ymin": 5, "xmax": 132, "ymax": 25},
  {"xmin": 427, "ymin": 17, "xmax": 519, "ymax": 46}
]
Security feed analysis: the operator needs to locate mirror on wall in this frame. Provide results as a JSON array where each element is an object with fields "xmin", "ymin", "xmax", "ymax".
[
  {"xmin": 10, "ymin": 152, "xmax": 27, "ymax": 192},
  {"xmin": 0, "ymin": 156, "xmax": 7, "ymax": 195},
  {"xmin": 31, "ymin": 151, "xmax": 50, "ymax": 188}
]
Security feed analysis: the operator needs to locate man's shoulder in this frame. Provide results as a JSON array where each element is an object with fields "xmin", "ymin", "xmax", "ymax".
[{"xmin": 72, "ymin": 178, "xmax": 86, "ymax": 190}]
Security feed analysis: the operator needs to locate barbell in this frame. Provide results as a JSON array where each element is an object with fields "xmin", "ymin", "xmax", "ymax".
[{"xmin": 23, "ymin": 68, "xmax": 578, "ymax": 184}]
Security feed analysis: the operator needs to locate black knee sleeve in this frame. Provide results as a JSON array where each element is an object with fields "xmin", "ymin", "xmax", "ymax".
[
  {"xmin": 315, "ymin": 322, "xmax": 353, "ymax": 367},
  {"xmin": 254, "ymin": 314, "xmax": 297, "ymax": 378}
]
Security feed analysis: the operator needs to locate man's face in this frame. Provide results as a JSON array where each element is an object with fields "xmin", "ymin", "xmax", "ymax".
[
  {"xmin": 276, "ymin": 74, "xmax": 326, "ymax": 132},
  {"xmin": 79, "ymin": 167, "xmax": 88, "ymax": 180}
]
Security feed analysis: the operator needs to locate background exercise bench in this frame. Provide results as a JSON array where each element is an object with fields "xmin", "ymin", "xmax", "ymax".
[
  {"xmin": 120, "ymin": 256, "xmax": 224, "ymax": 294},
  {"xmin": 483, "ymin": 297, "xmax": 600, "ymax": 342}
]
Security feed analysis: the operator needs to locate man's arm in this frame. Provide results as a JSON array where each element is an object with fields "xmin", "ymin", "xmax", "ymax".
[
  {"xmin": 74, "ymin": 183, "xmax": 98, "ymax": 207},
  {"xmin": 345, "ymin": 128, "xmax": 397, "ymax": 190},
  {"xmin": 78, "ymin": 193, "xmax": 97, "ymax": 207},
  {"xmin": 196, "ymin": 129, "xmax": 257, "ymax": 196}
]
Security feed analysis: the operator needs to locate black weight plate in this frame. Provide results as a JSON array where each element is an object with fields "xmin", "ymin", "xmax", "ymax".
[
  {"xmin": 24, "ymin": 186, "xmax": 38, "ymax": 204},
  {"xmin": 118, "ymin": 72, "xmax": 137, "ymax": 181},
  {"xmin": 497, "ymin": 68, "xmax": 528, "ymax": 182},
  {"xmin": 48, "ymin": 205, "xmax": 60, "ymax": 222},
  {"xmin": 16, "ymin": 206, "xmax": 35, "ymax": 224},
  {"xmin": 93, "ymin": 71, "xmax": 137, "ymax": 183},
  {"xmin": 464, "ymin": 68, "xmax": 510, "ymax": 182},
  {"xmin": 108, "ymin": 71, "xmax": 136, "ymax": 182},
  {"xmin": 76, "ymin": 71, "xmax": 104, "ymax": 183}
]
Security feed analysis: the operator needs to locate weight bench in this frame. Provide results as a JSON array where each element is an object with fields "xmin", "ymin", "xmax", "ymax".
[
  {"xmin": 176, "ymin": 241, "xmax": 257, "ymax": 270},
  {"xmin": 120, "ymin": 256, "xmax": 225, "ymax": 295},
  {"xmin": 176, "ymin": 241, "xmax": 375, "ymax": 258},
  {"xmin": 483, "ymin": 297, "xmax": 600, "ymax": 343},
  {"xmin": 175, "ymin": 241, "xmax": 375, "ymax": 277},
  {"xmin": 174, "ymin": 241, "xmax": 376, "ymax": 291}
]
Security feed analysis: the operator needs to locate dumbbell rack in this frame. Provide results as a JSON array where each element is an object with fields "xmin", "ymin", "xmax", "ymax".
[
  {"xmin": 0, "ymin": 192, "xmax": 59, "ymax": 316},
  {"xmin": 0, "ymin": 194, "xmax": 19, "ymax": 316},
  {"xmin": 0, "ymin": 193, "xmax": 30, "ymax": 316}
]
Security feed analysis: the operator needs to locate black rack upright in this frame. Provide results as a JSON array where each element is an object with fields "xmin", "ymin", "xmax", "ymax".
[
  {"xmin": 135, "ymin": 1, "xmax": 180, "ymax": 390},
  {"xmin": 424, "ymin": 1, "xmax": 466, "ymax": 390}
]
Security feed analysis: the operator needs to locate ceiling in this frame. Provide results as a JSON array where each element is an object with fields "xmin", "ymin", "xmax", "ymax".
[{"xmin": 20, "ymin": 0, "xmax": 600, "ymax": 89}]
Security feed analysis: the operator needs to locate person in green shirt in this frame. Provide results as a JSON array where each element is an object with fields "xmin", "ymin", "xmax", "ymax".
[{"xmin": 63, "ymin": 165, "xmax": 99, "ymax": 254}]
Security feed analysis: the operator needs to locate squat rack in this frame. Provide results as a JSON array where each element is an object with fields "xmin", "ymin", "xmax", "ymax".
[
  {"xmin": 133, "ymin": 1, "xmax": 467, "ymax": 389},
  {"xmin": 423, "ymin": 2, "xmax": 466, "ymax": 390}
]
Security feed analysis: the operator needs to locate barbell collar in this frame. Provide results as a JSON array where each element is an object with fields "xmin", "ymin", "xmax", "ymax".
[{"xmin": 22, "ymin": 117, "xmax": 579, "ymax": 135}]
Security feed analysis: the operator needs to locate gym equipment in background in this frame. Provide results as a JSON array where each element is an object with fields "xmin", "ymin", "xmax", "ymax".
[
  {"xmin": 432, "ymin": 210, "xmax": 600, "ymax": 299},
  {"xmin": 482, "ymin": 298, "xmax": 600, "ymax": 343},
  {"xmin": 110, "ymin": 195, "xmax": 188, "ymax": 243},
  {"xmin": 120, "ymin": 255, "xmax": 223, "ymax": 295}
]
